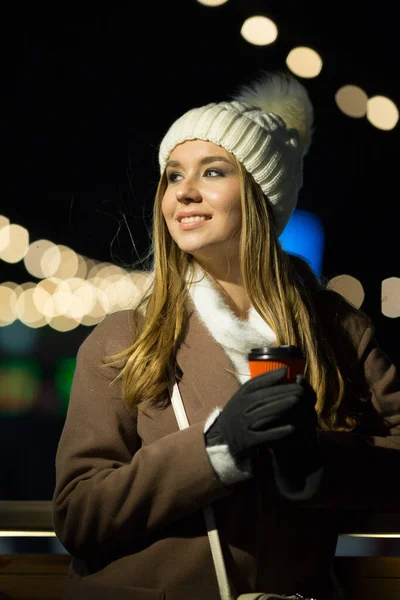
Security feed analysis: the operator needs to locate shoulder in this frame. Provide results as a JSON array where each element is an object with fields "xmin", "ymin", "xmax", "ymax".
[{"xmin": 77, "ymin": 309, "xmax": 142, "ymax": 365}]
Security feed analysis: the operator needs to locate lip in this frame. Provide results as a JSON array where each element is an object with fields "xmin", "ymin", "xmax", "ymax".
[{"xmin": 178, "ymin": 217, "xmax": 211, "ymax": 231}]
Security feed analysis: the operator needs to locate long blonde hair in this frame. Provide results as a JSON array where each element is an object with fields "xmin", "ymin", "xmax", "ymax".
[{"xmin": 104, "ymin": 158, "xmax": 355, "ymax": 431}]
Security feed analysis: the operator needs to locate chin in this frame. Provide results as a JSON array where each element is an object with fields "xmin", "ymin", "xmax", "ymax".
[
  {"xmin": 178, "ymin": 245, "xmax": 206, "ymax": 255},
  {"xmin": 171, "ymin": 237, "xmax": 209, "ymax": 255}
]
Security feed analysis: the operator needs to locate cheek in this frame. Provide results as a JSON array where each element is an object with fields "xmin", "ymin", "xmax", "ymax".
[
  {"xmin": 160, "ymin": 194, "xmax": 176, "ymax": 236},
  {"xmin": 160, "ymin": 193, "xmax": 170, "ymax": 218},
  {"xmin": 228, "ymin": 202, "xmax": 242, "ymax": 234},
  {"xmin": 224, "ymin": 195, "xmax": 242, "ymax": 221}
]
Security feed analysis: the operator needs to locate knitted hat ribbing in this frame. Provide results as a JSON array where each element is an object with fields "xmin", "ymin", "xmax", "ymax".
[{"xmin": 158, "ymin": 72, "xmax": 314, "ymax": 236}]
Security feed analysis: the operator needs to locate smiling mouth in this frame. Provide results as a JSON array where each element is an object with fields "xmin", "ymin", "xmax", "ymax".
[{"xmin": 177, "ymin": 216, "xmax": 211, "ymax": 223}]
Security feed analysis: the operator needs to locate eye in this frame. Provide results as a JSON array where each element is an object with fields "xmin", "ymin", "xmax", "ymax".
[
  {"xmin": 204, "ymin": 168, "xmax": 223, "ymax": 177},
  {"xmin": 167, "ymin": 172, "xmax": 183, "ymax": 183}
]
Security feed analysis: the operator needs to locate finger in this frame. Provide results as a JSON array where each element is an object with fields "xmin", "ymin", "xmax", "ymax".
[
  {"xmin": 246, "ymin": 393, "xmax": 302, "ymax": 418},
  {"xmin": 253, "ymin": 423, "xmax": 295, "ymax": 442},
  {"xmin": 244, "ymin": 384, "xmax": 304, "ymax": 409},
  {"xmin": 251, "ymin": 410, "xmax": 296, "ymax": 431},
  {"xmin": 243, "ymin": 367, "xmax": 288, "ymax": 393},
  {"xmin": 249, "ymin": 397, "xmax": 317, "ymax": 436}
]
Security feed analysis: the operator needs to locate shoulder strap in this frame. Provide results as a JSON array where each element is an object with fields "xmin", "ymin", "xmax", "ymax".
[{"xmin": 171, "ymin": 382, "xmax": 234, "ymax": 600}]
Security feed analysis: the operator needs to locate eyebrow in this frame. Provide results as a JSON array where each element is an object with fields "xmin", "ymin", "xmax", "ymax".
[{"xmin": 165, "ymin": 155, "xmax": 234, "ymax": 169}]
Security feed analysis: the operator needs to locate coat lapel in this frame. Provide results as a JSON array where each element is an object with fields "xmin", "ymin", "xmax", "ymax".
[{"xmin": 176, "ymin": 297, "xmax": 241, "ymax": 425}]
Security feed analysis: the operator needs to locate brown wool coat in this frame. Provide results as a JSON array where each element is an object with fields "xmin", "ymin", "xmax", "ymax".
[{"xmin": 52, "ymin": 290, "xmax": 400, "ymax": 600}]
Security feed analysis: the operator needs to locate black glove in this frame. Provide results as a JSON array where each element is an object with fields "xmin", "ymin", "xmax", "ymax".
[
  {"xmin": 270, "ymin": 375, "xmax": 324, "ymax": 500},
  {"xmin": 205, "ymin": 367, "xmax": 323, "ymax": 499}
]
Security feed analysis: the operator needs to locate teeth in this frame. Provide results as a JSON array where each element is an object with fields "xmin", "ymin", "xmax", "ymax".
[{"xmin": 180, "ymin": 216, "xmax": 208, "ymax": 223}]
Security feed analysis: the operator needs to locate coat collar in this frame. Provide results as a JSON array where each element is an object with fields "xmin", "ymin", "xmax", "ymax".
[
  {"xmin": 175, "ymin": 296, "xmax": 241, "ymax": 425},
  {"xmin": 186, "ymin": 262, "xmax": 276, "ymax": 385}
]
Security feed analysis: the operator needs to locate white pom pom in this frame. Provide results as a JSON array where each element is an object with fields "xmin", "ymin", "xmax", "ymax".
[{"xmin": 234, "ymin": 72, "xmax": 314, "ymax": 149}]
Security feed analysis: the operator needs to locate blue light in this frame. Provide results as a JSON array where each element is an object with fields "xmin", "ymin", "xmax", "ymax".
[{"xmin": 279, "ymin": 209, "xmax": 325, "ymax": 277}]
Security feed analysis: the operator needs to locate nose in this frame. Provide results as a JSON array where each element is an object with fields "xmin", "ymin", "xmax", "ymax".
[{"xmin": 175, "ymin": 179, "xmax": 202, "ymax": 205}]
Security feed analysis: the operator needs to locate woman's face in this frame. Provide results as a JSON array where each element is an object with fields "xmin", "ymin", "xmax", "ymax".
[{"xmin": 161, "ymin": 140, "xmax": 242, "ymax": 263}]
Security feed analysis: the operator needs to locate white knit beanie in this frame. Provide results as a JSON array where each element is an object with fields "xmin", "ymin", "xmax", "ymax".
[{"xmin": 158, "ymin": 72, "xmax": 313, "ymax": 236}]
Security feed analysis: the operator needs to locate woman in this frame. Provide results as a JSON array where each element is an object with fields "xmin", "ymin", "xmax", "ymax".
[{"xmin": 52, "ymin": 72, "xmax": 400, "ymax": 600}]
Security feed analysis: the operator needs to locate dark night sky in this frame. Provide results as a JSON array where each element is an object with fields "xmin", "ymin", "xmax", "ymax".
[{"xmin": 1, "ymin": 0, "xmax": 399, "ymax": 360}]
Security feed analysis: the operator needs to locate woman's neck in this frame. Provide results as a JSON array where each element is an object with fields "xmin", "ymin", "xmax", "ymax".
[{"xmin": 194, "ymin": 258, "xmax": 251, "ymax": 321}]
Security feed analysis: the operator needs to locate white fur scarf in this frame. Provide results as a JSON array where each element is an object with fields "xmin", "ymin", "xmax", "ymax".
[{"xmin": 187, "ymin": 263, "xmax": 276, "ymax": 384}]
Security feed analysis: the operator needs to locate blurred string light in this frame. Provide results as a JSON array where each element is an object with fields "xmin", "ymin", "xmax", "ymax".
[
  {"xmin": 0, "ymin": 217, "xmax": 155, "ymax": 331},
  {"xmin": 0, "ymin": 213, "xmax": 154, "ymax": 332},
  {"xmin": 23, "ymin": 239, "xmax": 60, "ymax": 278},
  {"xmin": 15, "ymin": 285, "xmax": 48, "ymax": 329},
  {"xmin": 52, "ymin": 245, "xmax": 79, "ymax": 279},
  {"xmin": 0, "ymin": 284, "xmax": 17, "ymax": 327},
  {"xmin": 196, "ymin": 0, "xmax": 228, "ymax": 5},
  {"xmin": 0, "ymin": 223, "xmax": 29, "ymax": 263},
  {"xmin": 0, "ymin": 215, "xmax": 9, "ymax": 230},
  {"xmin": 241, "ymin": 16, "xmax": 278, "ymax": 46},
  {"xmin": 0, "ymin": 269, "xmax": 153, "ymax": 331},
  {"xmin": 286, "ymin": 47, "xmax": 322, "ymax": 79}
]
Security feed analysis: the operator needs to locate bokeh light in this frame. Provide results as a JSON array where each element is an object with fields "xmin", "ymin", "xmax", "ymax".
[
  {"xmin": 0, "ymin": 285, "xmax": 18, "ymax": 327},
  {"xmin": 196, "ymin": 0, "xmax": 228, "ymax": 5},
  {"xmin": 335, "ymin": 85, "xmax": 368, "ymax": 118},
  {"xmin": 75, "ymin": 254, "xmax": 88, "ymax": 279},
  {"xmin": 0, "ymin": 215, "xmax": 10, "ymax": 231},
  {"xmin": 36, "ymin": 277, "xmax": 63, "ymax": 319},
  {"xmin": 0, "ymin": 224, "xmax": 29, "ymax": 263},
  {"xmin": 15, "ymin": 282, "xmax": 36, "ymax": 295},
  {"xmin": 327, "ymin": 274, "xmax": 365, "ymax": 309},
  {"xmin": 15, "ymin": 288, "xmax": 48, "ymax": 328},
  {"xmin": 286, "ymin": 47, "xmax": 322, "ymax": 78},
  {"xmin": 51, "ymin": 245, "xmax": 79, "ymax": 279},
  {"xmin": 23, "ymin": 239, "xmax": 61, "ymax": 279},
  {"xmin": 241, "ymin": 16, "xmax": 278, "ymax": 46},
  {"xmin": 82, "ymin": 257, "xmax": 98, "ymax": 277},
  {"xmin": 47, "ymin": 314, "xmax": 82, "ymax": 332},
  {"xmin": 367, "ymin": 95, "xmax": 399, "ymax": 130},
  {"xmin": 88, "ymin": 260, "xmax": 107, "ymax": 279},
  {"xmin": 381, "ymin": 277, "xmax": 400, "ymax": 318}
]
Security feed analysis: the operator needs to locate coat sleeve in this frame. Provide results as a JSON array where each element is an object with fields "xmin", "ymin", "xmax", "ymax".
[
  {"xmin": 307, "ymin": 306, "xmax": 400, "ymax": 511},
  {"xmin": 52, "ymin": 310, "xmax": 231, "ymax": 561}
]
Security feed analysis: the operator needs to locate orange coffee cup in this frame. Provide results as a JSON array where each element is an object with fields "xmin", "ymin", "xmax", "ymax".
[{"xmin": 248, "ymin": 345, "xmax": 305, "ymax": 382}]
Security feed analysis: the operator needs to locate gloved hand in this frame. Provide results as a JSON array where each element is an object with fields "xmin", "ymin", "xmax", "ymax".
[
  {"xmin": 270, "ymin": 375, "xmax": 324, "ymax": 500},
  {"xmin": 205, "ymin": 366, "xmax": 323, "ymax": 499}
]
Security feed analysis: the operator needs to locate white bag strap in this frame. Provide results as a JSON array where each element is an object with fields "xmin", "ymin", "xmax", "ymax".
[{"xmin": 171, "ymin": 382, "xmax": 234, "ymax": 600}]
